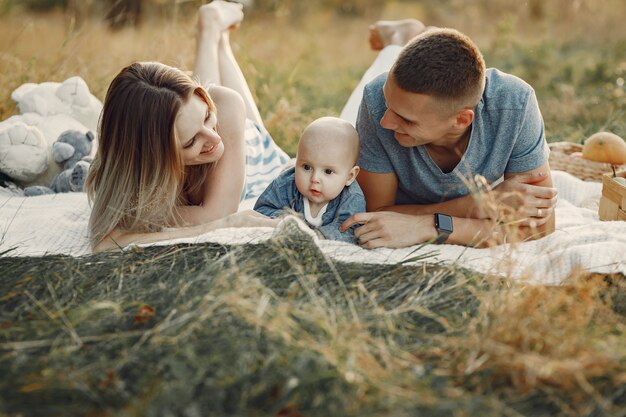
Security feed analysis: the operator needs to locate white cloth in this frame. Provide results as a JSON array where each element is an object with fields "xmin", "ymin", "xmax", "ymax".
[
  {"xmin": 241, "ymin": 119, "xmax": 291, "ymax": 200},
  {"xmin": 1, "ymin": 171, "xmax": 624, "ymax": 285},
  {"xmin": 303, "ymin": 199, "xmax": 328, "ymax": 227}
]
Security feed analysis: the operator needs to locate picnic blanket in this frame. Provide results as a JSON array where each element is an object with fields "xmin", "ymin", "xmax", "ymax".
[{"xmin": 1, "ymin": 170, "xmax": 624, "ymax": 284}]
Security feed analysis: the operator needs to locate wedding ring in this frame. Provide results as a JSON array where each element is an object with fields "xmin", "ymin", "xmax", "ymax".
[{"xmin": 537, "ymin": 208, "xmax": 543, "ymax": 217}]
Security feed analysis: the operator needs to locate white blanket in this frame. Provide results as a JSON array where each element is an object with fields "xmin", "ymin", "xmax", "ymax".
[{"xmin": 1, "ymin": 170, "xmax": 624, "ymax": 284}]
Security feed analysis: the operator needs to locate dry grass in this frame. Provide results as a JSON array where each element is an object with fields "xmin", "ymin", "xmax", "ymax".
[
  {"xmin": 3, "ymin": 0, "xmax": 623, "ymax": 153},
  {"xmin": 452, "ymin": 274, "xmax": 626, "ymax": 411}
]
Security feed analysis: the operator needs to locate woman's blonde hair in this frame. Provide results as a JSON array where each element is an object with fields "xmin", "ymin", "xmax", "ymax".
[{"xmin": 86, "ymin": 62, "xmax": 215, "ymax": 248}]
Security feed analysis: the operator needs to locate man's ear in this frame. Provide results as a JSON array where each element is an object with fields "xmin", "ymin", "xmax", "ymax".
[
  {"xmin": 346, "ymin": 166, "xmax": 360, "ymax": 185},
  {"xmin": 455, "ymin": 109, "xmax": 474, "ymax": 129}
]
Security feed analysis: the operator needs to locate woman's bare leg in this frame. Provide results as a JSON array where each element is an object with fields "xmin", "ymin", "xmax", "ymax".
[
  {"xmin": 194, "ymin": 1, "xmax": 263, "ymax": 126},
  {"xmin": 194, "ymin": 2, "xmax": 236, "ymax": 86},
  {"xmin": 216, "ymin": 31, "xmax": 263, "ymax": 126}
]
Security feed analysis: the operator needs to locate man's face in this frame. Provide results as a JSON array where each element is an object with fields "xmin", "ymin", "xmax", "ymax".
[{"xmin": 380, "ymin": 75, "xmax": 457, "ymax": 148}]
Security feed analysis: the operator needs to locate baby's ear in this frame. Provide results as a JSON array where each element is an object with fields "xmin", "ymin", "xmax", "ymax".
[{"xmin": 346, "ymin": 165, "xmax": 360, "ymax": 185}]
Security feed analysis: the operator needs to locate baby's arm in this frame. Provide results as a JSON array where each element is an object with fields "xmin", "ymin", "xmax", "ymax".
[
  {"xmin": 318, "ymin": 189, "xmax": 366, "ymax": 244},
  {"xmin": 253, "ymin": 176, "xmax": 292, "ymax": 218}
]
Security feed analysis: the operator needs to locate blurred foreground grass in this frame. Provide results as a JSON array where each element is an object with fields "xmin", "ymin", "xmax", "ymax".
[
  {"xmin": 1, "ymin": 225, "xmax": 625, "ymax": 416},
  {"xmin": 1, "ymin": 1, "xmax": 625, "ymax": 416}
]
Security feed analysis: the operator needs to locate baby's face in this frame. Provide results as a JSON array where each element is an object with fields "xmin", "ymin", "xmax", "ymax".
[{"xmin": 294, "ymin": 137, "xmax": 358, "ymax": 206}]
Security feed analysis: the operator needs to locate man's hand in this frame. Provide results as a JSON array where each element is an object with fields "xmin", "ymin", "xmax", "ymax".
[
  {"xmin": 340, "ymin": 212, "xmax": 437, "ymax": 249},
  {"xmin": 477, "ymin": 171, "xmax": 557, "ymax": 226}
]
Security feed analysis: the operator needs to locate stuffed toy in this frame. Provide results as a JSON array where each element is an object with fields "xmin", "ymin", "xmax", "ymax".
[
  {"xmin": 11, "ymin": 76, "xmax": 101, "ymax": 133},
  {"xmin": 23, "ymin": 130, "xmax": 94, "ymax": 196},
  {"xmin": 0, "ymin": 76, "xmax": 101, "ymax": 190},
  {"xmin": 0, "ymin": 121, "xmax": 49, "ymax": 183}
]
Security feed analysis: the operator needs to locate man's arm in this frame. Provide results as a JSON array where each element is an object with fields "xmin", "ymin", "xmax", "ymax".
[
  {"xmin": 340, "ymin": 209, "xmax": 549, "ymax": 249},
  {"xmin": 349, "ymin": 169, "xmax": 483, "ymax": 247},
  {"xmin": 358, "ymin": 168, "xmax": 480, "ymax": 217},
  {"xmin": 346, "ymin": 164, "xmax": 556, "ymax": 248},
  {"xmin": 339, "ymin": 211, "xmax": 510, "ymax": 248},
  {"xmin": 358, "ymin": 164, "xmax": 556, "ymax": 219},
  {"xmin": 356, "ymin": 169, "xmax": 397, "ymax": 212}
]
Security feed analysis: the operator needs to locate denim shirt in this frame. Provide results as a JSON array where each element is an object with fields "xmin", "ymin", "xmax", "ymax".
[{"xmin": 253, "ymin": 167, "xmax": 366, "ymax": 243}]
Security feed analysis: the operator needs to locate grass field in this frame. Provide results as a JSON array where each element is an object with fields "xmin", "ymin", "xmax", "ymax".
[
  {"xmin": 1, "ymin": 0, "xmax": 625, "ymax": 153},
  {"xmin": 1, "ymin": 1, "xmax": 625, "ymax": 416}
]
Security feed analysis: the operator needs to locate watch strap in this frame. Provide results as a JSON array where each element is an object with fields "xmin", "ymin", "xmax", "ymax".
[{"xmin": 435, "ymin": 231, "xmax": 450, "ymax": 244}]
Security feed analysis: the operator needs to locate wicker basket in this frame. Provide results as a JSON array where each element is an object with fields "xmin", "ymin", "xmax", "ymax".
[
  {"xmin": 548, "ymin": 141, "xmax": 626, "ymax": 182},
  {"xmin": 599, "ymin": 171, "xmax": 626, "ymax": 221}
]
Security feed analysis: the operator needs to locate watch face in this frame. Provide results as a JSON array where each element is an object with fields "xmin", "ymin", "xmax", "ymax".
[{"xmin": 436, "ymin": 214, "xmax": 453, "ymax": 233}]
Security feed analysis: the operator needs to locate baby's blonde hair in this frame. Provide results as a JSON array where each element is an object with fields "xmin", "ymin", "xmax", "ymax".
[{"xmin": 299, "ymin": 117, "xmax": 360, "ymax": 165}]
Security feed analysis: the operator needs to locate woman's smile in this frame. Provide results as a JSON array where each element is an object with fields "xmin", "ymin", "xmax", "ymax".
[{"xmin": 201, "ymin": 144, "xmax": 218, "ymax": 155}]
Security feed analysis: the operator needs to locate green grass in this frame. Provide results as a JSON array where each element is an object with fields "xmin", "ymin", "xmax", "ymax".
[
  {"xmin": 1, "ymin": 1, "xmax": 626, "ymax": 416},
  {"xmin": 1, "ymin": 227, "xmax": 624, "ymax": 416}
]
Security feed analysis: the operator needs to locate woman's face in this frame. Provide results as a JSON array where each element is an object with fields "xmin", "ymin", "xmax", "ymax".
[{"xmin": 175, "ymin": 93, "xmax": 224, "ymax": 166}]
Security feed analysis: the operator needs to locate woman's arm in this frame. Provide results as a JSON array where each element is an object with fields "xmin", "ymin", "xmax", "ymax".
[
  {"xmin": 176, "ymin": 86, "xmax": 247, "ymax": 226},
  {"xmin": 93, "ymin": 210, "xmax": 278, "ymax": 253},
  {"xmin": 202, "ymin": 86, "xmax": 247, "ymax": 214}
]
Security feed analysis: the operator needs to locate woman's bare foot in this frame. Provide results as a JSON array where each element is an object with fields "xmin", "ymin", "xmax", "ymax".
[
  {"xmin": 368, "ymin": 19, "xmax": 428, "ymax": 50},
  {"xmin": 198, "ymin": 0, "xmax": 244, "ymax": 34}
]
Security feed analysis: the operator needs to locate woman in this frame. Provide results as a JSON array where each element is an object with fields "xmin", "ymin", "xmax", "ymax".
[
  {"xmin": 87, "ymin": 0, "xmax": 426, "ymax": 252},
  {"xmin": 87, "ymin": 1, "xmax": 290, "ymax": 252}
]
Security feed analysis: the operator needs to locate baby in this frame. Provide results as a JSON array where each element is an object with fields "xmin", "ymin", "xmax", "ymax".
[{"xmin": 254, "ymin": 117, "xmax": 365, "ymax": 243}]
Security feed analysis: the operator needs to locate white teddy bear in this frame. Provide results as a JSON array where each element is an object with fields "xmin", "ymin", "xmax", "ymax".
[
  {"xmin": 12, "ymin": 76, "xmax": 101, "ymax": 131},
  {"xmin": 0, "ymin": 76, "xmax": 102, "ymax": 188}
]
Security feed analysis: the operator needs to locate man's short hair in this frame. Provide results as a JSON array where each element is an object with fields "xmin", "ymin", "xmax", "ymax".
[{"xmin": 391, "ymin": 28, "xmax": 486, "ymax": 111}]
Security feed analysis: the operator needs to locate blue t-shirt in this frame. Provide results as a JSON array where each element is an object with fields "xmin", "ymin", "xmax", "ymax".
[
  {"xmin": 253, "ymin": 167, "xmax": 366, "ymax": 243},
  {"xmin": 356, "ymin": 68, "xmax": 549, "ymax": 204}
]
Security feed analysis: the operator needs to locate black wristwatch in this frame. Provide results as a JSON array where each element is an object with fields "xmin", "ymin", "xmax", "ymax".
[{"xmin": 434, "ymin": 213, "xmax": 453, "ymax": 244}]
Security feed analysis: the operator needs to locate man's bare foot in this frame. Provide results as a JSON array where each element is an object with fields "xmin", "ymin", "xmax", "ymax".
[
  {"xmin": 368, "ymin": 19, "xmax": 428, "ymax": 50},
  {"xmin": 198, "ymin": 0, "xmax": 244, "ymax": 34}
]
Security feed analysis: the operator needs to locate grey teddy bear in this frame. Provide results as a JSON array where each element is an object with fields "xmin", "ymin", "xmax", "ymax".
[{"xmin": 24, "ymin": 130, "xmax": 94, "ymax": 196}]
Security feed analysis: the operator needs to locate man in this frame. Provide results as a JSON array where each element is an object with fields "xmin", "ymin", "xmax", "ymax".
[{"xmin": 340, "ymin": 26, "xmax": 557, "ymax": 248}]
